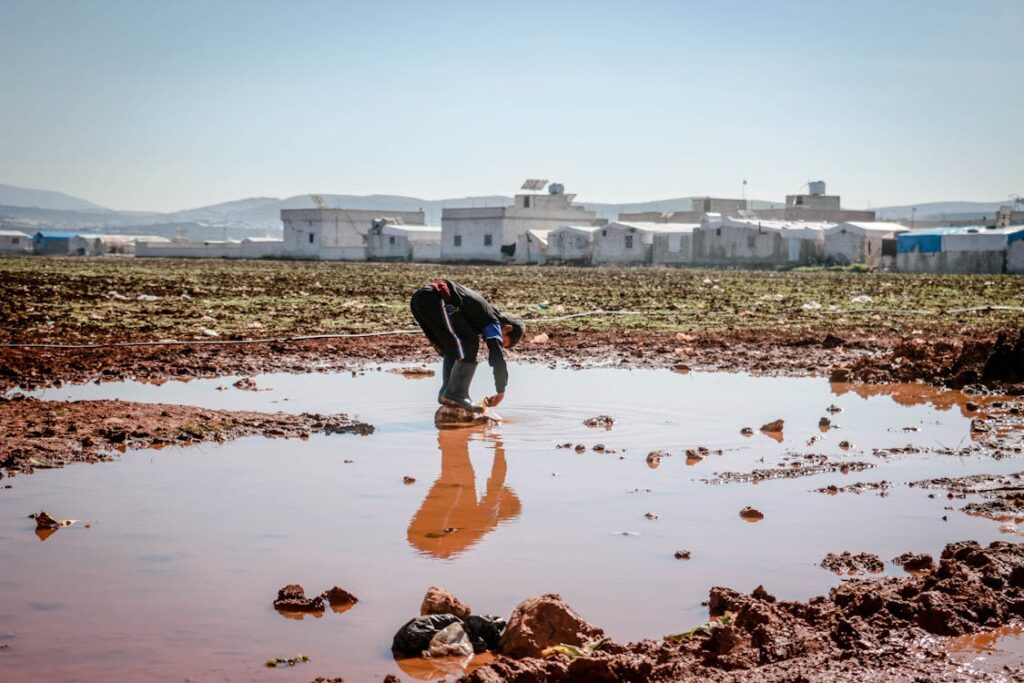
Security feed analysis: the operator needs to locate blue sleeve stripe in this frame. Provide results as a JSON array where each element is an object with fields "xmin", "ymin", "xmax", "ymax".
[{"xmin": 483, "ymin": 322, "xmax": 503, "ymax": 340}]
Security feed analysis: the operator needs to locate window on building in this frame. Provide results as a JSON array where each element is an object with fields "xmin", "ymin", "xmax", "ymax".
[
  {"xmin": 716, "ymin": 227, "xmax": 722, "ymax": 236},
  {"xmin": 602, "ymin": 229, "xmax": 607, "ymax": 237},
  {"xmin": 11, "ymin": 238, "xmax": 18, "ymax": 245},
  {"xmin": 389, "ymin": 236, "xmax": 396, "ymax": 245},
  {"xmin": 523, "ymin": 196, "xmax": 531, "ymax": 208},
  {"xmin": 625, "ymin": 235, "xmax": 633, "ymax": 249},
  {"xmin": 747, "ymin": 235, "xmax": 755, "ymax": 249},
  {"xmin": 454, "ymin": 235, "xmax": 462, "ymax": 247},
  {"xmin": 867, "ymin": 242, "xmax": 872, "ymax": 254},
  {"xmin": 308, "ymin": 233, "xmax": 314, "ymax": 244},
  {"xmin": 484, "ymin": 234, "xmax": 493, "ymax": 246}
]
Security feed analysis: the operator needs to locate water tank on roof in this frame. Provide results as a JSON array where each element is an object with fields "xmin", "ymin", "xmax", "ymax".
[
  {"xmin": 548, "ymin": 183, "xmax": 565, "ymax": 195},
  {"xmin": 808, "ymin": 180, "xmax": 826, "ymax": 196}
]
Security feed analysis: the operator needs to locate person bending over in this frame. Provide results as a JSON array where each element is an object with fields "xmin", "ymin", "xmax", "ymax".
[{"xmin": 410, "ymin": 279, "xmax": 524, "ymax": 412}]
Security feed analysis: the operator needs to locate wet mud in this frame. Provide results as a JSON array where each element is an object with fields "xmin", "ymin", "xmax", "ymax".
[
  {"xmin": 461, "ymin": 541, "xmax": 1024, "ymax": 682},
  {"xmin": 820, "ymin": 551, "xmax": 885, "ymax": 575},
  {"xmin": 0, "ymin": 395, "xmax": 373, "ymax": 474}
]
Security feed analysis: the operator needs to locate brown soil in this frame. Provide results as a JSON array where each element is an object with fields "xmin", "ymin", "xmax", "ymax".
[
  {"xmin": 0, "ymin": 395, "xmax": 373, "ymax": 475},
  {"xmin": 703, "ymin": 457, "xmax": 874, "ymax": 485},
  {"xmin": 816, "ymin": 481, "xmax": 892, "ymax": 496},
  {"xmin": 461, "ymin": 541, "xmax": 1024, "ymax": 682}
]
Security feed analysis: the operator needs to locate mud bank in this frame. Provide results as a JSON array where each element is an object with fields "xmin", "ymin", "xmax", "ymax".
[
  {"xmin": 0, "ymin": 396, "xmax": 373, "ymax": 474},
  {"xmin": 459, "ymin": 540, "xmax": 1024, "ymax": 682},
  {"xmin": 6, "ymin": 328, "xmax": 1024, "ymax": 396}
]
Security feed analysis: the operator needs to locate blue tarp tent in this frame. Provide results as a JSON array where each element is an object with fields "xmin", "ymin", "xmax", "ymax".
[{"xmin": 896, "ymin": 227, "xmax": 965, "ymax": 254}]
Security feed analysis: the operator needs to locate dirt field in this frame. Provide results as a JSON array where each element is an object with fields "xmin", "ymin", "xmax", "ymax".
[{"xmin": 1, "ymin": 256, "xmax": 1023, "ymax": 392}]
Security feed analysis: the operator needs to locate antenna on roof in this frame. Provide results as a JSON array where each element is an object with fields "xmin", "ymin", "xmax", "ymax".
[
  {"xmin": 521, "ymin": 179, "xmax": 549, "ymax": 192},
  {"xmin": 310, "ymin": 194, "xmax": 327, "ymax": 209}
]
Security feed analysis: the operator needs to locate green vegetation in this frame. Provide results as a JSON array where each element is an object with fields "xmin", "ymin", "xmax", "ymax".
[{"xmin": 0, "ymin": 256, "xmax": 1021, "ymax": 344}]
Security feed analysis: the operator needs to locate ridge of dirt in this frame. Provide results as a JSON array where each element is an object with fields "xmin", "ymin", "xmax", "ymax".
[
  {"xmin": 0, "ymin": 396, "xmax": 373, "ymax": 475},
  {"xmin": 460, "ymin": 540, "xmax": 1024, "ymax": 682}
]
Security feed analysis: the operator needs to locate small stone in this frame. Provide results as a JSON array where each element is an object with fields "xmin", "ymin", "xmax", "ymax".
[
  {"xmin": 403, "ymin": 476, "xmax": 416, "ymax": 485},
  {"xmin": 644, "ymin": 512, "xmax": 660, "ymax": 520},
  {"xmin": 674, "ymin": 549, "xmax": 691, "ymax": 560},
  {"xmin": 740, "ymin": 427, "xmax": 754, "ymax": 436}
]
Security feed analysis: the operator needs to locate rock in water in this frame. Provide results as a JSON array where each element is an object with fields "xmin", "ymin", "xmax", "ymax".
[
  {"xmin": 273, "ymin": 584, "xmax": 324, "ymax": 612},
  {"xmin": 421, "ymin": 586, "xmax": 472, "ymax": 619},
  {"xmin": 434, "ymin": 405, "xmax": 497, "ymax": 429},
  {"xmin": 498, "ymin": 593, "xmax": 604, "ymax": 658}
]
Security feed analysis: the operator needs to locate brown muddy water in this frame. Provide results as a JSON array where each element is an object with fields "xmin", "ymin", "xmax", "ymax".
[{"xmin": 3, "ymin": 365, "xmax": 1023, "ymax": 681}]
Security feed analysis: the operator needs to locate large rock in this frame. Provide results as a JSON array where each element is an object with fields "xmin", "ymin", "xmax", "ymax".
[
  {"xmin": 498, "ymin": 593, "xmax": 604, "ymax": 658},
  {"xmin": 434, "ymin": 405, "xmax": 497, "ymax": 429},
  {"xmin": 420, "ymin": 586, "xmax": 471, "ymax": 620}
]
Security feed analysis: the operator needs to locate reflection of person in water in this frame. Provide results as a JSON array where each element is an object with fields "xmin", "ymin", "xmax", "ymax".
[{"xmin": 407, "ymin": 428, "xmax": 521, "ymax": 559}]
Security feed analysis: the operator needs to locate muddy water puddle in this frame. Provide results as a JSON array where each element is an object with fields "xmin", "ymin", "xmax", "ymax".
[{"xmin": 3, "ymin": 365, "xmax": 1023, "ymax": 681}]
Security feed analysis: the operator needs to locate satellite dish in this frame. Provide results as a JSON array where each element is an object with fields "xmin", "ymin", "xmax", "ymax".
[{"xmin": 548, "ymin": 183, "xmax": 565, "ymax": 195}]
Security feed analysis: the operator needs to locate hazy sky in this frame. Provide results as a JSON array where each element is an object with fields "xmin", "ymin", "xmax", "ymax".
[{"xmin": 1, "ymin": 0, "xmax": 1021, "ymax": 212}]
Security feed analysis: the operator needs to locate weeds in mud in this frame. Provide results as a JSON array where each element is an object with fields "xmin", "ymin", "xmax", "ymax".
[
  {"xmin": 541, "ymin": 637, "xmax": 611, "ymax": 660},
  {"xmin": 664, "ymin": 611, "xmax": 736, "ymax": 641}
]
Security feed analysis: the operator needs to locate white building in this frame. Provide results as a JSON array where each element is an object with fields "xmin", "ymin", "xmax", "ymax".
[
  {"xmin": 0, "ymin": 230, "xmax": 32, "ymax": 254},
  {"xmin": 281, "ymin": 208, "xmax": 426, "ymax": 261},
  {"xmin": 547, "ymin": 225, "xmax": 601, "ymax": 264},
  {"xmin": 692, "ymin": 214, "xmax": 831, "ymax": 267},
  {"xmin": 69, "ymin": 234, "xmax": 170, "ymax": 256},
  {"xmin": 136, "ymin": 240, "xmax": 243, "ymax": 259},
  {"xmin": 592, "ymin": 222, "xmax": 696, "ymax": 265},
  {"xmin": 441, "ymin": 183, "xmax": 598, "ymax": 262},
  {"xmin": 824, "ymin": 222, "xmax": 909, "ymax": 267},
  {"xmin": 240, "ymin": 237, "xmax": 286, "ymax": 259},
  {"xmin": 367, "ymin": 222, "xmax": 441, "ymax": 262},
  {"xmin": 651, "ymin": 224, "xmax": 700, "ymax": 265}
]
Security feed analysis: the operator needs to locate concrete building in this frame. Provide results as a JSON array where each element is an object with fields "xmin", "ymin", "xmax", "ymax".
[
  {"xmin": 367, "ymin": 221, "xmax": 441, "ymax": 262},
  {"xmin": 281, "ymin": 208, "xmax": 426, "ymax": 261},
  {"xmin": 824, "ymin": 222, "xmax": 909, "ymax": 267},
  {"xmin": 592, "ymin": 222, "xmax": 695, "ymax": 265},
  {"xmin": 33, "ymin": 231, "xmax": 81, "ymax": 255},
  {"xmin": 441, "ymin": 184, "xmax": 598, "ymax": 262},
  {"xmin": 896, "ymin": 226, "xmax": 1024, "ymax": 274},
  {"xmin": 754, "ymin": 181, "xmax": 875, "ymax": 222},
  {"xmin": 0, "ymin": 230, "xmax": 32, "ymax": 254},
  {"xmin": 515, "ymin": 229, "xmax": 550, "ymax": 264},
  {"xmin": 69, "ymin": 234, "xmax": 170, "ymax": 256},
  {"xmin": 136, "ymin": 240, "xmax": 243, "ymax": 259},
  {"xmin": 619, "ymin": 197, "xmax": 748, "ymax": 224},
  {"xmin": 240, "ymin": 237, "xmax": 286, "ymax": 259},
  {"xmin": 547, "ymin": 225, "xmax": 601, "ymax": 264},
  {"xmin": 692, "ymin": 214, "xmax": 831, "ymax": 267},
  {"xmin": 651, "ymin": 224, "xmax": 701, "ymax": 265}
]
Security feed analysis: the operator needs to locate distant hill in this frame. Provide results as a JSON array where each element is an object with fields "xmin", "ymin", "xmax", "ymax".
[
  {"xmin": 4, "ymin": 182, "xmax": 1016, "ymax": 235},
  {"xmin": 874, "ymin": 201, "xmax": 1011, "ymax": 222},
  {"xmin": 0, "ymin": 183, "xmax": 108, "ymax": 211}
]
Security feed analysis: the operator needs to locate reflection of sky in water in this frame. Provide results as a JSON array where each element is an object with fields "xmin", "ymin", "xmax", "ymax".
[{"xmin": 3, "ymin": 365, "xmax": 1022, "ymax": 681}]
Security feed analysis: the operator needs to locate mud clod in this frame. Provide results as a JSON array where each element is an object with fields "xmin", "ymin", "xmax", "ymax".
[
  {"xmin": 674, "ymin": 550, "xmax": 691, "ymax": 560},
  {"xmin": 498, "ymin": 593, "xmax": 604, "ymax": 659},
  {"xmin": 421, "ymin": 586, "xmax": 472, "ymax": 620},
  {"xmin": 821, "ymin": 551, "xmax": 884, "ymax": 575},
  {"xmin": 273, "ymin": 584, "xmax": 324, "ymax": 613},
  {"xmin": 738, "ymin": 507, "xmax": 764, "ymax": 521},
  {"xmin": 583, "ymin": 415, "xmax": 614, "ymax": 429},
  {"xmin": 759, "ymin": 419, "xmax": 784, "ymax": 433},
  {"xmin": 891, "ymin": 552, "xmax": 934, "ymax": 572}
]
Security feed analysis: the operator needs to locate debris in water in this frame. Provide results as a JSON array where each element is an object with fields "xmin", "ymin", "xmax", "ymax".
[
  {"xmin": 838, "ymin": 440, "xmax": 853, "ymax": 450},
  {"xmin": 674, "ymin": 549, "xmax": 691, "ymax": 560},
  {"xmin": 403, "ymin": 476, "xmax": 416, "ymax": 485},
  {"xmin": 427, "ymin": 622, "xmax": 474, "ymax": 658},
  {"xmin": 826, "ymin": 404, "xmax": 843, "ymax": 413},
  {"xmin": 389, "ymin": 366, "xmax": 435, "ymax": 378},
  {"xmin": 574, "ymin": 444, "xmax": 586, "ymax": 453},
  {"xmin": 760, "ymin": 419, "xmax": 784, "ymax": 433},
  {"xmin": 818, "ymin": 417, "xmax": 831, "ymax": 429},
  {"xmin": 392, "ymin": 614, "xmax": 463, "ymax": 657},
  {"xmin": 232, "ymin": 377, "xmax": 259, "ymax": 391},
  {"xmin": 322, "ymin": 586, "xmax": 359, "ymax": 612},
  {"xmin": 264, "ymin": 654, "xmax": 310, "ymax": 668},
  {"xmin": 646, "ymin": 451, "xmax": 662, "ymax": 468},
  {"xmin": 740, "ymin": 427, "xmax": 754, "ymax": 436},
  {"xmin": 644, "ymin": 512, "xmax": 660, "ymax": 520},
  {"xmin": 583, "ymin": 415, "xmax": 614, "ymax": 429}
]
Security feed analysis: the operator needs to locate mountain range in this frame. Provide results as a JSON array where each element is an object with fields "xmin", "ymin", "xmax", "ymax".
[{"xmin": 0, "ymin": 182, "xmax": 1015, "ymax": 237}]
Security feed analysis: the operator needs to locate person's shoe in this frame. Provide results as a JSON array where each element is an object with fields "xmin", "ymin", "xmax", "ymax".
[{"xmin": 440, "ymin": 360, "xmax": 483, "ymax": 413}]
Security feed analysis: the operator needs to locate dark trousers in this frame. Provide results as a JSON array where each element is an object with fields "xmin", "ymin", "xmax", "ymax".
[{"xmin": 410, "ymin": 287, "xmax": 480, "ymax": 393}]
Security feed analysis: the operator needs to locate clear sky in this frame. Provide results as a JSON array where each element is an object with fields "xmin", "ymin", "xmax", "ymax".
[{"xmin": 1, "ymin": 0, "xmax": 1021, "ymax": 212}]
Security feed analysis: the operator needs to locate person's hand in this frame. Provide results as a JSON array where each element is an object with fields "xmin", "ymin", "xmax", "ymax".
[{"xmin": 484, "ymin": 392, "xmax": 505, "ymax": 407}]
